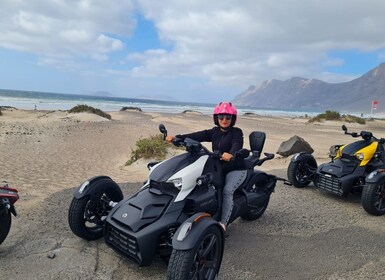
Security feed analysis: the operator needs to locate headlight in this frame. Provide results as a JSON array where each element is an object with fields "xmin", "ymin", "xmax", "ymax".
[
  {"xmin": 355, "ymin": 153, "xmax": 364, "ymax": 161},
  {"xmin": 169, "ymin": 178, "xmax": 182, "ymax": 189}
]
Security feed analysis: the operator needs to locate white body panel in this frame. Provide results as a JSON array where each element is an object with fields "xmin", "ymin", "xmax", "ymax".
[{"xmin": 168, "ymin": 155, "xmax": 209, "ymax": 202}]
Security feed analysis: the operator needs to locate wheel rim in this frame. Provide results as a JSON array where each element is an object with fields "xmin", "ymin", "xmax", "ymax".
[
  {"xmin": 296, "ymin": 160, "xmax": 313, "ymax": 183},
  {"xmin": 84, "ymin": 193, "xmax": 111, "ymax": 232},
  {"xmin": 374, "ymin": 183, "xmax": 385, "ymax": 212},
  {"xmin": 189, "ymin": 233, "xmax": 221, "ymax": 279}
]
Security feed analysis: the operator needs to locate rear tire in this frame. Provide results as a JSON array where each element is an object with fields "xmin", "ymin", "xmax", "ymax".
[
  {"xmin": 167, "ymin": 225, "xmax": 223, "ymax": 280},
  {"xmin": 287, "ymin": 154, "xmax": 317, "ymax": 188},
  {"xmin": 362, "ymin": 182, "xmax": 385, "ymax": 216},
  {"xmin": 241, "ymin": 173, "xmax": 271, "ymax": 221},
  {"xmin": 68, "ymin": 179, "xmax": 123, "ymax": 240},
  {"xmin": 0, "ymin": 211, "xmax": 11, "ymax": 245}
]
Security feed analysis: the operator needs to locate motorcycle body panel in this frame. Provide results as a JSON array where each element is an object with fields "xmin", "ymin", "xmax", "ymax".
[
  {"xmin": 0, "ymin": 183, "xmax": 19, "ymax": 245},
  {"xmin": 0, "ymin": 186, "xmax": 19, "ymax": 217},
  {"xmin": 337, "ymin": 140, "xmax": 378, "ymax": 166}
]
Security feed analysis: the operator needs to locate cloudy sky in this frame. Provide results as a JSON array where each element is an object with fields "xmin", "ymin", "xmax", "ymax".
[{"xmin": 1, "ymin": 0, "xmax": 385, "ymax": 103}]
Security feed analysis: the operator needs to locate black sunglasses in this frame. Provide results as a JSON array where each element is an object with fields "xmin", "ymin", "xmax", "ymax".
[{"xmin": 218, "ymin": 114, "xmax": 232, "ymax": 121}]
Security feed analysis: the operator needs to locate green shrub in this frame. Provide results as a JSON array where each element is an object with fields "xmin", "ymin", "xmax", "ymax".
[
  {"xmin": 309, "ymin": 110, "xmax": 365, "ymax": 124},
  {"xmin": 68, "ymin": 104, "xmax": 111, "ymax": 119},
  {"xmin": 125, "ymin": 134, "xmax": 168, "ymax": 166},
  {"xmin": 342, "ymin": 114, "xmax": 366, "ymax": 125},
  {"xmin": 120, "ymin": 106, "xmax": 142, "ymax": 112},
  {"xmin": 309, "ymin": 110, "xmax": 340, "ymax": 122}
]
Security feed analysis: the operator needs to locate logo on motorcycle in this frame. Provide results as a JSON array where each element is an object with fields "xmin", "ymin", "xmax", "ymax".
[
  {"xmin": 328, "ymin": 169, "xmax": 333, "ymax": 172},
  {"xmin": 122, "ymin": 213, "xmax": 128, "ymax": 218}
]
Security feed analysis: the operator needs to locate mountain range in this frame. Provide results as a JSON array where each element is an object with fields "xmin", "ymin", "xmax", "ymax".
[{"xmin": 232, "ymin": 63, "xmax": 385, "ymax": 113}]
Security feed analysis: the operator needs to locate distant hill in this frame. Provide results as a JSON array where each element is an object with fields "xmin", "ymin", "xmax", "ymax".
[{"xmin": 232, "ymin": 63, "xmax": 385, "ymax": 113}]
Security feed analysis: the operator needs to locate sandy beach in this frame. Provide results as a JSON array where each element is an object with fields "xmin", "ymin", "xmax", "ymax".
[{"xmin": 1, "ymin": 107, "xmax": 385, "ymax": 279}]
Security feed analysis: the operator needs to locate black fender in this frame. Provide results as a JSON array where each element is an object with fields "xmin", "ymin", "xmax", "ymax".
[
  {"xmin": 290, "ymin": 152, "xmax": 315, "ymax": 163},
  {"xmin": 172, "ymin": 212, "xmax": 225, "ymax": 251},
  {"xmin": 365, "ymin": 169, "xmax": 385, "ymax": 184},
  {"xmin": 249, "ymin": 170, "xmax": 276, "ymax": 191},
  {"xmin": 73, "ymin": 175, "xmax": 123, "ymax": 202}
]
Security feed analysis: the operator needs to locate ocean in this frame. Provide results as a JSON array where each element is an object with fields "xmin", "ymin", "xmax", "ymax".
[{"xmin": 0, "ymin": 88, "xmax": 318, "ymax": 117}]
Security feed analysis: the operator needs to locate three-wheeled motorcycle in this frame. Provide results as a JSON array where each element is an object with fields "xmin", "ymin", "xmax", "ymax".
[
  {"xmin": 0, "ymin": 180, "xmax": 19, "ymax": 245},
  {"xmin": 287, "ymin": 124, "xmax": 385, "ymax": 216},
  {"xmin": 68, "ymin": 124, "xmax": 285, "ymax": 279}
]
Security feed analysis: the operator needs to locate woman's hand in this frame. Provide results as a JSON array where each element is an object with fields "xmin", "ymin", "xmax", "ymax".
[
  {"xmin": 165, "ymin": 135, "xmax": 175, "ymax": 143},
  {"xmin": 221, "ymin": 152, "xmax": 233, "ymax": 162}
]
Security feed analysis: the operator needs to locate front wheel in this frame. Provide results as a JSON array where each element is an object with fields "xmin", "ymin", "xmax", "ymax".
[
  {"xmin": 167, "ymin": 225, "xmax": 223, "ymax": 280},
  {"xmin": 287, "ymin": 154, "xmax": 317, "ymax": 188},
  {"xmin": 68, "ymin": 179, "xmax": 123, "ymax": 240},
  {"xmin": 362, "ymin": 182, "xmax": 385, "ymax": 216},
  {"xmin": 0, "ymin": 211, "xmax": 12, "ymax": 245}
]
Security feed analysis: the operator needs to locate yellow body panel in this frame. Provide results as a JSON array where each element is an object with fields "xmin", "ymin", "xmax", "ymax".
[{"xmin": 336, "ymin": 142, "xmax": 378, "ymax": 166}]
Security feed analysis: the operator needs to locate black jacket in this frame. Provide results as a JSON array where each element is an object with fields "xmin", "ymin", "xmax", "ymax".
[{"xmin": 176, "ymin": 126, "xmax": 243, "ymax": 155}]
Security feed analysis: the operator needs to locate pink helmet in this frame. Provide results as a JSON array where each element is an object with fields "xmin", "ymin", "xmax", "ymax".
[{"xmin": 213, "ymin": 102, "xmax": 237, "ymax": 126}]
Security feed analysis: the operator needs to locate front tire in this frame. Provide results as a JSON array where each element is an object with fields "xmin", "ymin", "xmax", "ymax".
[
  {"xmin": 287, "ymin": 154, "xmax": 317, "ymax": 188},
  {"xmin": 167, "ymin": 225, "xmax": 223, "ymax": 280},
  {"xmin": 68, "ymin": 179, "xmax": 123, "ymax": 240},
  {"xmin": 362, "ymin": 182, "xmax": 385, "ymax": 216},
  {"xmin": 0, "ymin": 211, "xmax": 11, "ymax": 245}
]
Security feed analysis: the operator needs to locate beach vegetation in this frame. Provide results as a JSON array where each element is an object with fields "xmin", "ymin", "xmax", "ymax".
[
  {"xmin": 0, "ymin": 106, "xmax": 17, "ymax": 116},
  {"xmin": 120, "ymin": 106, "xmax": 142, "ymax": 112},
  {"xmin": 125, "ymin": 134, "xmax": 168, "ymax": 165},
  {"xmin": 68, "ymin": 104, "xmax": 111, "ymax": 120},
  {"xmin": 309, "ymin": 110, "xmax": 365, "ymax": 124}
]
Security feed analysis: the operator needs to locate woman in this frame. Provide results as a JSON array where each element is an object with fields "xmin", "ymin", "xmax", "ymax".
[{"xmin": 165, "ymin": 102, "xmax": 246, "ymax": 231}]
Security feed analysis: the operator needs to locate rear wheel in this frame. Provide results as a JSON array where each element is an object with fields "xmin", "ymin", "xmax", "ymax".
[
  {"xmin": 0, "ymin": 211, "xmax": 11, "ymax": 245},
  {"xmin": 167, "ymin": 225, "xmax": 223, "ymax": 280},
  {"xmin": 362, "ymin": 182, "xmax": 385, "ymax": 216},
  {"xmin": 68, "ymin": 179, "xmax": 123, "ymax": 240},
  {"xmin": 287, "ymin": 154, "xmax": 317, "ymax": 188},
  {"xmin": 241, "ymin": 173, "xmax": 271, "ymax": 221}
]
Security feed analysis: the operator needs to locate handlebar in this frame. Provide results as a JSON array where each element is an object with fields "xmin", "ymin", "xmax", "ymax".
[{"xmin": 342, "ymin": 125, "xmax": 385, "ymax": 143}]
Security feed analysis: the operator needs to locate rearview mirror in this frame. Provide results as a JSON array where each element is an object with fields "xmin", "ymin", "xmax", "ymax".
[
  {"xmin": 159, "ymin": 124, "xmax": 167, "ymax": 139},
  {"xmin": 159, "ymin": 124, "xmax": 166, "ymax": 134},
  {"xmin": 342, "ymin": 125, "xmax": 347, "ymax": 132}
]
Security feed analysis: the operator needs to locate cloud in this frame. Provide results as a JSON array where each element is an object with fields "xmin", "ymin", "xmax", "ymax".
[
  {"xmin": 2, "ymin": 0, "xmax": 385, "ymax": 102},
  {"xmin": 135, "ymin": 0, "xmax": 385, "ymax": 86},
  {"xmin": 0, "ymin": 0, "xmax": 135, "ymax": 59}
]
